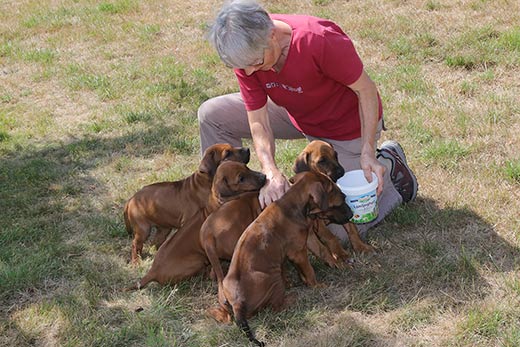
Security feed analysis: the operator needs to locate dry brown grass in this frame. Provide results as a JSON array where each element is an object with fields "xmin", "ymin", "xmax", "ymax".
[{"xmin": 1, "ymin": 0, "xmax": 519, "ymax": 346}]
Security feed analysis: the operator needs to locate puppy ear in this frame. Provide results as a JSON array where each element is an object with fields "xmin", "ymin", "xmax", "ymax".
[
  {"xmin": 293, "ymin": 151, "xmax": 310, "ymax": 173},
  {"xmin": 199, "ymin": 149, "xmax": 218, "ymax": 176},
  {"xmin": 308, "ymin": 181, "xmax": 328, "ymax": 213},
  {"xmin": 214, "ymin": 175, "xmax": 234, "ymax": 200}
]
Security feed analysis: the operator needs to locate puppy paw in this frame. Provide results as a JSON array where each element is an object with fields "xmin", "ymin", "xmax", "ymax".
[
  {"xmin": 313, "ymin": 282, "xmax": 327, "ymax": 289},
  {"xmin": 352, "ymin": 242, "xmax": 377, "ymax": 254}
]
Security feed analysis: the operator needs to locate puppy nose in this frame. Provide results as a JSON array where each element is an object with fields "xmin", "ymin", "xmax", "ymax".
[{"xmin": 241, "ymin": 148, "xmax": 251, "ymax": 162}]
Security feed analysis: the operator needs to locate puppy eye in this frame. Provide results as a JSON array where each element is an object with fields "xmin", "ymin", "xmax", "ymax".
[
  {"xmin": 317, "ymin": 158, "xmax": 326, "ymax": 164},
  {"xmin": 238, "ymin": 174, "xmax": 244, "ymax": 183}
]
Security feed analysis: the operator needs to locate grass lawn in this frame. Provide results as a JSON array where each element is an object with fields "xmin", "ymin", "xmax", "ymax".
[{"xmin": 1, "ymin": 0, "xmax": 519, "ymax": 346}]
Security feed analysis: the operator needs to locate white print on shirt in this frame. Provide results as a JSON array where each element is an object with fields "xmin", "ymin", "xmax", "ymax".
[{"xmin": 265, "ymin": 82, "xmax": 303, "ymax": 94}]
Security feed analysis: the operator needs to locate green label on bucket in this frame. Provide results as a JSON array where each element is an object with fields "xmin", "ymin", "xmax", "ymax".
[{"xmin": 346, "ymin": 192, "xmax": 378, "ymax": 224}]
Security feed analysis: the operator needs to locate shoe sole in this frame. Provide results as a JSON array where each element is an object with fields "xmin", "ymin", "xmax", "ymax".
[{"xmin": 377, "ymin": 145, "xmax": 418, "ymax": 202}]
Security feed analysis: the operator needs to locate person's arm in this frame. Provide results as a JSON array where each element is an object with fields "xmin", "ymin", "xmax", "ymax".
[
  {"xmin": 247, "ymin": 103, "xmax": 289, "ymax": 208},
  {"xmin": 348, "ymin": 70, "xmax": 385, "ymax": 195}
]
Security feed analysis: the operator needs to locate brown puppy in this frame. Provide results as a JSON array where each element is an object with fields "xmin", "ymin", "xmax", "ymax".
[
  {"xmin": 208, "ymin": 172, "xmax": 352, "ymax": 347},
  {"xmin": 292, "ymin": 139, "xmax": 345, "ymax": 182},
  {"xmin": 123, "ymin": 143, "xmax": 250, "ymax": 263},
  {"xmin": 294, "ymin": 140, "xmax": 375, "ymax": 254},
  {"xmin": 125, "ymin": 161, "xmax": 266, "ymax": 290},
  {"xmin": 200, "ymin": 140, "xmax": 351, "ymax": 295}
]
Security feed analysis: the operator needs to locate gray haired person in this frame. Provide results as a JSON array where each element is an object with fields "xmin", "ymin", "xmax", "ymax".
[{"xmin": 199, "ymin": 0, "xmax": 418, "ymax": 237}]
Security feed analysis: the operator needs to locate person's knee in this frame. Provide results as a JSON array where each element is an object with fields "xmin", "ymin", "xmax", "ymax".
[{"xmin": 197, "ymin": 98, "xmax": 215, "ymax": 126}]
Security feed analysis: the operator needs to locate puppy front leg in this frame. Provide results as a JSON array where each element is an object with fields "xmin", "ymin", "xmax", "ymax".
[
  {"xmin": 343, "ymin": 222, "xmax": 376, "ymax": 254},
  {"xmin": 288, "ymin": 249, "xmax": 324, "ymax": 288},
  {"xmin": 312, "ymin": 221, "xmax": 353, "ymax": 265},
  {"xmin": 306, "ymin": 230, "xmax": 341, "ymax": 268}
]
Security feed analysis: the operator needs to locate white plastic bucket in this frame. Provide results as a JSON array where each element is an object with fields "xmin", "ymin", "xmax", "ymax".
[{"xmin": 336, "ymin": 170, "xmax": 378, "ymax": 224}]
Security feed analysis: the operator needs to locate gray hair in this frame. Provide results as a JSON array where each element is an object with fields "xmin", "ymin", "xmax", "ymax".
[{"xmin": 208, "ymin": 0, "xmax": 274, "ymax": 68}]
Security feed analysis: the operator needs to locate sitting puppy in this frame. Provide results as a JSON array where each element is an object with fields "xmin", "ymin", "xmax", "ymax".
[
  {"xmin": 208, "ymin": 172, "xmax": 352, "ymax": 347},
  {"xmin": 294, "ymin": 140, "xmax": 375, "ymax": 254},
  {"xmin": 292, "ymin": 139, "xmax": 345, "ymax": 182},
  {"xmin": 125, "ymin": 161, "xmax": 266, "ymax": 290},
  {"xmin": 200, "ymin": 141, "xmax": 352, "ymax": 300},
  {"xmin": 123, "ymin": 143, "xmax": 250, "ymax": 263}
]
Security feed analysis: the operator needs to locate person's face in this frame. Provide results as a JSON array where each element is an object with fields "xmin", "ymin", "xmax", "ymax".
[{"xmin": 243, "ymin": 37, "xmax": 278, "ymax": 76}]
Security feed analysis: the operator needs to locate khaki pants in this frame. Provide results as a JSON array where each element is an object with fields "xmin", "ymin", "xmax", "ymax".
[{"xmin": 198, "ymin": 93, "xmax": 402, "ymax": 239}]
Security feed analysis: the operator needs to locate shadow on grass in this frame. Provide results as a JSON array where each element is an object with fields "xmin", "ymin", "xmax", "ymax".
[
  {"xmin": 150, "ymin": 195, "xmax": 520, "ymax": 346},
  {"xmin": 294, "ymin": 195, "xmax": 519, "ymax": 325},
  {"xmin": 304, "ymin": 196, "xmax": 519, "ymax": 310},
  {"xmin": 2, "ymin": 128, "xmax": 518, "ymax": 346},
  {"xmin": 0, "ymin": 124, "xmax": 197, "ymax": 312}
]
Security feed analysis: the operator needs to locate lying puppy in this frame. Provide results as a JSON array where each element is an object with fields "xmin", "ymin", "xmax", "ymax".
[
  {"xmin": 294, "ymin": 140, "xmax": 375, "ymax": 254},
  {"xmin": 208, "ymin": 172, "xmax": 352, "ymax": 346},
  {"xmin": 123, "ymin": 143, "xmax": 250, "ymax": 263},
  {"xmin": 125, "ymin": 161, "xmax": 266, "ymax": 290},
  {"xmin": 200, "ymin": 140, "xmax": 352, "ymax": 298}
]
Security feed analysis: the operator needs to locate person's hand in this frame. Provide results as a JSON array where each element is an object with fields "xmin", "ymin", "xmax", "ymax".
[
  {"xmin": 258, "ymin": 172, "xmax": 289, "ymax": 209},
  {"xmin": 360, "ymin": 152, "xmax": 385, "ymax": 196}
]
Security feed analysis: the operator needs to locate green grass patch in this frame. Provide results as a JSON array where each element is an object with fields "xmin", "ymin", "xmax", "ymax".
[
  {"xmin": 444, "ymin": 25, "xmax": 519, "ymax": 69},
  {"xmin": 420, "ymin": 139, "xmax": 472, "ymax": 169},
  {"xmin": 498, "ymin": 26, "xmax": 520, "ymax": 51},
  {"xmin": 454, "ymin": 305, "xmax": 520, "ymax": 346},
  {"xmin": 1, "ymin": 1, "xmax": 519, "ymax": 346},
  {"xmin": 123, "ymin": 110, "xmax": 155, "ymax": 124},
  {"xmin": 0, "ymin": 40, "xmax": 16, "ymax": 58},
  {"xmin": 460, "ymin": 307, "xmax": 504, "ymax": 338},
  {"xmin": 66, "ymin": 63, "xmax": 117, "ymax": 100},
  {"xmin": 22, "ymin": 48, "xmax": 56, "ymax": 64},
  {"xmin": 22, "ymin": 5, "xmax": 77, "ymax": 30},
  {"xmin": 346, "ymin": 276, "xmax": 400, "ymax": 313},
  {"xmin": 0, "ymin": 224, "xmax": 69, "ymax": 301},
  {"xmin": 145, "ymin": 59, "xmax": 214, "ymax": 106},
  {"xmin": 98, "ymin": 0, "xmax": 139, "ymax": 15},
  {"xmin": 391, "ymin": 304, "xmax": 435, "ymax": 332},
  {"xmin": 404, "ymin": 117, "xmax": 434, "ymax": 144},
  {"xmin": 419, "ymin": 239, "xmax": 442, "ymax": 259},
  {"xmin": 386, "ymin": 205, "xmax": 422, "ymax": 226},
  {"xmin": 426, "ymin": 0, "xmax": 442, "ymax": 11},
  {"xmin": 503, "ymin": 159, "xmax": 520, "ymax": 183}
]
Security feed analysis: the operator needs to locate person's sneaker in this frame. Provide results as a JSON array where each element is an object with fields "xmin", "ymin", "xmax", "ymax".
[{"xmin": 377, "ymin": 140, "xmax": 418, "ymax": 203}]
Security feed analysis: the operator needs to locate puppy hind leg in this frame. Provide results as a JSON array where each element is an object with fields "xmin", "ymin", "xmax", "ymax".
[
  {"xmin": 203, "ymin": 236, "xmax": 226, "ymax": 285},
  {"xmin": 270, "ymin": 281, "xmax": 293, "ymax": 313},
  {"xmin": 130, "ymin": 224, "xmax": 150, "ymax": 264}
]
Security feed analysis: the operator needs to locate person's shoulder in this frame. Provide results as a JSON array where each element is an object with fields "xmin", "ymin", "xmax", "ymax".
[
  {"xmin": 271, "ymin": 14, "xmax": 332, "ymax": 26},
  {"xmin": 272, "ymin": 14, "xmax": 344, "ymax": 37}
]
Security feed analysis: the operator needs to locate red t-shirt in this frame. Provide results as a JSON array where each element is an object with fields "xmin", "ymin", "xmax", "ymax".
[{"xmin": 235, "ymin": 14, "xmax": 383, "ymax": 140}]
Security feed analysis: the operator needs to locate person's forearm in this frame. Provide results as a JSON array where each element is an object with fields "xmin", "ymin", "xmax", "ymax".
[
  {"xmin": 350, "ymin": 71, "xmax": 380, "ymax": 157},
  {"xmin": 247, "ymin": 106, "xmax": 280, "ymax": 177},
  {"xmin": 358, "ymin": 84, "xmax": 379, "ymax": 157}
]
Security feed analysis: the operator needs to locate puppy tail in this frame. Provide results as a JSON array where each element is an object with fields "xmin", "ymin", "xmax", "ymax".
[{"xmin": 234, "ymin": 305, "xmax": 265, "ymax": 347}]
